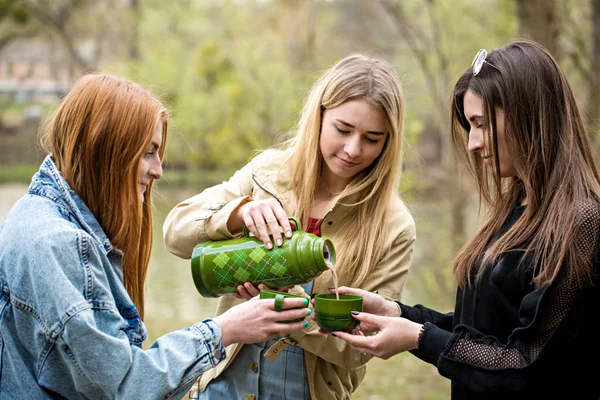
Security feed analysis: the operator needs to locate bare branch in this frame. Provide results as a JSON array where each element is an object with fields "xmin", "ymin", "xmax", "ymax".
[
  {"xmin": 426, "ymin": 0, "xmax": 451, "ymax": 91},
  {"xmin": 561, "ymin": 0, "xmax": 591, "ymax": 80},
  {"xmin": 378, "ymin": 0, "xmax": 447, "ymax": 122},
  {"xmin": 21, "ymin": 0, "xmax": 94, "ymax": 71},
  {"xmin": 588, "ymin": 0, "xmax": 600, "ymax": 142},
  {"xmin": 0, "ymin": 27, "xmax": 40, "ymax": 56}
]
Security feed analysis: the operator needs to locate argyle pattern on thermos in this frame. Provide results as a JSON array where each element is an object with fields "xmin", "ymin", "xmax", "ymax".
[
  {"xmin": 191, "ymin": 217, "xmax": 336, "ymax": 298},
  {"xmin": 211, "ymin": 246, "xmax": 292, "ymax": 290}
]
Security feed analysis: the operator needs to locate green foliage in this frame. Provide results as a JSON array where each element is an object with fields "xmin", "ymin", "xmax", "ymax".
[
  {"xmin": 109, "ymin": 0, "xmax": 313, "ymax": 171},
  {"xmin": 0, "ymin": 0, "xmax": 29, "ymax": 24}
]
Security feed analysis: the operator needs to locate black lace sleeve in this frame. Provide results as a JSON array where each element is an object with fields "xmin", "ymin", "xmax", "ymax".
[
  {"xmin": 425, "ymin": 201, "xmax": 600, "ymax": 394},
  {"xmin": 436, "ymin": 279, "xmax": 560, "ymax": 390}
]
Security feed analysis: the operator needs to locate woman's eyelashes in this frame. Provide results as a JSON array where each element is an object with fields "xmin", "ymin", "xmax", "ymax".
[
  {"xmin": 334, "ymin": 125, "xmax": 380, "ymax": 144},
  {"xmin": 145, "ymin": 143, "xmax": 160, "ymax": 157}
]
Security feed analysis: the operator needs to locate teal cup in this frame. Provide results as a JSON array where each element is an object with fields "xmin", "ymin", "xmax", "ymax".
[
  {"xmin": 314, "ymin": 293, "xmax": 363, "ymax": 332},
  {"xmin": 259, "ymin": 289, "xmax": 309, "ymax": 323}
]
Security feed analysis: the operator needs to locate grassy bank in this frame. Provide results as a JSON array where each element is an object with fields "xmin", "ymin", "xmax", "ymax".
[{"xmin": 0, "ymin": 164, "xmax": 39, "ymax": 184}]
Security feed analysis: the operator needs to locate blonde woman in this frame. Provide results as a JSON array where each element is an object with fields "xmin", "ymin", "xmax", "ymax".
[
  {"xmin": 0, "ymin": 73, "xmax": 309, "ymax": 399},
  {"xmin": 164, "ymin": 54, "xmax": 416, "ymax": 399}
]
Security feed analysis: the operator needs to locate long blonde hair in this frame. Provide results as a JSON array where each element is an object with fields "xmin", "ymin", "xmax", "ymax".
[
  {"xmin": 283, "ymin": 54, "xmax": 405, "ymax": 286},
  {"xmin": 451, "ymin": 40, "xmax": 600, "ymax": 289},
  {"xmin": 39, "ymin": 73, "xmax": 168, "ymax": 318}
]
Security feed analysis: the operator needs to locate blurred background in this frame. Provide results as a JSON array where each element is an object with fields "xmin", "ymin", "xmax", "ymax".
[{"xmin": 1, "ymin": 0, "xmax": 598, "ymax": 398}]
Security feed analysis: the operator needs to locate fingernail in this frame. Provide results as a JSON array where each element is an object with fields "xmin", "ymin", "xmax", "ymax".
[
  {"xmin": 266, "ymin": 242, "xmax": 273, "ymax": 249},
  {"xmin": 286, "ymin": 231, "xmax": 292, "ymax": 238},
  {"xmin": 303, "ymin": 299, "xmax": 309, "ymax": 306},
  {"xmin": 307, "ymin": 309, "xmax": 312, "ymax": 316},
  {"xmin": 303, "ymin": 321, "xmax": 309, "ymax": 328},
  {"xmin": 351, "ymin": 311, "xmax": 360, "ymax": 315},
  {"xmin": 276, "ymin": 238, "xmax": 282, "ymax": 246}
]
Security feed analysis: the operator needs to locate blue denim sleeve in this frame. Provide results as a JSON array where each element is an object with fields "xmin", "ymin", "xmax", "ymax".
[
  {"xmin": 13, "ymin": 226, "xmax": 226, "ymax": 398},
  {"xmin": 57, "ymin": 313, "xmax": 225, "ymax": 399}
]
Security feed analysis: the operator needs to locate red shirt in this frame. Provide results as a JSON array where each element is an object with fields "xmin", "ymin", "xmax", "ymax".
[{"xmin": 305, "ymin": 217, "xmax": 321, "ymax": 236}]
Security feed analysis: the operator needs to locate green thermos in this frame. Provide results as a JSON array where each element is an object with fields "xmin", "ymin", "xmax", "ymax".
[{"xmin": 191, "ymin": 217, "xmax": 336, "ymax": 298}]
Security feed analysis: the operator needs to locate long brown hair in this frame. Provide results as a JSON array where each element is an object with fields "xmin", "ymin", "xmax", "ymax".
[
  {"xmin": 281, "ymin": 54, "xmax": 405, "ymax": 286},
  {"xmin": 39, "ymin": 73, "xmax": 168, "ymax": 318},
  {"xmin": 451, "ymin": 40, "xmax": 600, "ymax": 289}
]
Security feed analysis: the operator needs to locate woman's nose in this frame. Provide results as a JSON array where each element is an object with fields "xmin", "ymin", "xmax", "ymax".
[
  {"xmin": 150, "ymin": 159, "xmax": 163, "ymax": 180},
  {"xmin": 467, "ymin": 130, "xmax": 484, "ymax": 153},
  {"xmin": 344, "ymin": 135, "xmax": 362, "ymax": 158}
]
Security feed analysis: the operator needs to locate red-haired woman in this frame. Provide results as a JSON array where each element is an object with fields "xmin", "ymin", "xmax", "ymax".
[{"xmin": 0, "ymin": 73, "xmax": 309, "ymax": 399}]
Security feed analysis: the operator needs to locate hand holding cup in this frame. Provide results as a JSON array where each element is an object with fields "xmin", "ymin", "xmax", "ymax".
[
  {"xmin": 214, "ymin": 295, "xmax": 311, "ymax": 346},
  {"xmin": 259, "ymin": 289, "xmax": 311, "ymax": 323}
]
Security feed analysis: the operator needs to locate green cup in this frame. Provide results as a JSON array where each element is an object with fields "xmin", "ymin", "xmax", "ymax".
[
  {"xmin": 314, "ymin": 293, "xmax": 363, "ymax": 332},
  {"xmin": 259, "ymin": 289, "xmax": 309, "ymax": 323}
]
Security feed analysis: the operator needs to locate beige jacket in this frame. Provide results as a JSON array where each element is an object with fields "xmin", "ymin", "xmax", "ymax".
[{"xmin": 163, "ymin": 149, "xmax": 416, "ymax": 400}]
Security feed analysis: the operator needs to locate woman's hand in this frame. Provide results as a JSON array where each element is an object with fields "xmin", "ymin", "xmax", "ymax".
[
  {"xmin": 331, "ymin": 313, "xmax": 422, "ymax": 360},
  {"xmin": 230, "ymin": 198, "xmax": 294, "ymax": 249},
  {"xmin": 335, "ymin": 286, "xmax": 401, "ymax": 316},
  {"xmin": 233, "ymin": 283, "xmax": 294, "ymax": 300},
  {"xmin": 214, "ymin": 296, "xmax": 311, "ymax": 347}
]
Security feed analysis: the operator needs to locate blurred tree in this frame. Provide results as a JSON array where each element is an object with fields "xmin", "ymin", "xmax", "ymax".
[
  {"xmin": 1, "ymin": 0, "xmax": 134, "ymax": 78},
  {"xmin": 562, "ymin": 0, "xmax": 600, "ymax": 148},
  {"xmin": 590, "ymin": 0, "xmax": 600, "ymax": 144},
  {"xmin": 0, "ymin": 0, "xmax": 37, "ymax": 53},
  {"xmin": 128, "ymin": 0, "xmax": 140, "ymax": 61},
  {"xmin": 275, "ymin": 0, "xmax": 318, "ymax": 71},
  {"xmin": 515, "ymin": 0, "xmax": 561, "ymax": 58},
  {"xmin": 18, "ymin": 0, "xmax": 95, "ymax": 72},
  {"xmin": 517, "ymin": 0, "xmax": 600, "ymax": 149}
]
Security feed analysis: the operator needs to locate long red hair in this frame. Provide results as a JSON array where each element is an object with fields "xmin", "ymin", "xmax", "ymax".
[{"xmin": 40, "ymin": 73, "xmax": 168, "ymax": 318}]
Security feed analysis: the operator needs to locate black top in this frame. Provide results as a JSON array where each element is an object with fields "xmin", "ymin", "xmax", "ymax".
[{"xmin": 400, "ymin": 204, "xmax": 600, "ymax": 399}]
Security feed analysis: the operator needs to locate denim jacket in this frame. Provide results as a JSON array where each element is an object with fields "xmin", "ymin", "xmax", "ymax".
[{"xmin": 0, "ymin": 156, "xmax": 226, "ymax": 399}]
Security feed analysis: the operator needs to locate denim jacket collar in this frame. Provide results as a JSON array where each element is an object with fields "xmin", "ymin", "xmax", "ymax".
[{"xmin": 31, "ymin": 155, "xmax": 114, "ymax": 254}]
